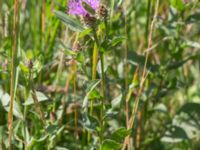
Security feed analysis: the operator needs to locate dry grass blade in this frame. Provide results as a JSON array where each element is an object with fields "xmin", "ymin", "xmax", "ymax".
[
  {"xmin": 122, "ymin": 0, "xmax": 160, "ymax": 149},
  {"xmin": 8, "ymin": 0, "xmax": 19, "ymax": 149},
  {"xmin": 42, "ymin": 0, "xmax": 46, "ymax": 33}
]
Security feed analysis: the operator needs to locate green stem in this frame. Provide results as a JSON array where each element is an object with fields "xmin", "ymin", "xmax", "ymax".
[
  {"xmin": 92, "ymin": 28, "xmax": 106, "ymax": 147},
  {"xmin": 104, "ymin": 17, "xmax": 108, "ymax": 40},
  {"xmin": 145, "ymin": 0, "xmax": 151, "ymax": 47},
  {"xmin": 99, "ymin": 52, "xmax": 105, "ymax": 146},
  {"xmin": 29, "ymin": 68, "xmax": 46, "ymax": 126},
  {"xmin": 8, "ymin": 0, "xmax": 19, "ymax": 149},
  {"xmin": 124, "ymin": 5, "xmax": 129, "ymax": 131}
]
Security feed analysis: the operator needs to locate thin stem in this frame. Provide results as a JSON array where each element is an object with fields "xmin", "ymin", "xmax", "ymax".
[
  {"xmin": 145, "ymin": 0, "xmax": 151, "ymax": 47},
  {"xmin": 124, "ymin": 3, "xmax": 130, "ymax": 149},
  {"xmin": 122, "ymin": 0, "xmax": 160, "ymax": 149},
  {"xmin": 104, "ymin": 17, "xmax": 109, "ymax": 40},
  {"xmin": 123, "ymin": 1, "xmax": 129, "ymax": 126},
  {"xmin": 90, "ymin": 42, "xmax": 98, "ymax": 116},
  {"xmin": 41, "ymin": 0, "xmax": 45, "ymax": 52},
  {"xmin": 22, "ymin": 71, "xmax": 31, "ymax": 149},
  {"xmin": 92, "ymin": 28, "xmax": 106, "ymax": 147},
  {"xmin": 8, "ymin": 0, "xmax": 19, "ymax": 149},
  {"xmin": 30, "ymin": 69, "xmax": 46, "ymax": 125},
  {"xmin": 73, "ymin": 61, "xmax": 78, "ymax": 139},
  {"xmin": 42, "ymin": 0, "xmax": 45, "ymax": 33},
  {"xmin": 99, "ymin": 52, "xmax": 105, "ymax": 146}
]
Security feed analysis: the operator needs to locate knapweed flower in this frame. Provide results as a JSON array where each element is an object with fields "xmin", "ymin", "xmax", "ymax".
[{"xmin": 68, "ymin": 0, "xmax": 100, "ymax": 16}]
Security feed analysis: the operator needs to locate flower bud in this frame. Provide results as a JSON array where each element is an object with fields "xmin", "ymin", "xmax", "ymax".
[
  {"xmin": 50, "ymin": 112, "xmax": 57, "ymax": 123},
  {"xmin": 83, "ymin": 13, "xmax": 97, "ymax": 27},
  {"xmin": 73, "ymin": 42, "xmax": 82, "ymax": 52},
  {"xmin": 97, "ymin": 5, "xmax": 108, "ymax": 19},
  {"xmin": 27, "ymin": 59, "xmax": 33, "ymax": 69}
]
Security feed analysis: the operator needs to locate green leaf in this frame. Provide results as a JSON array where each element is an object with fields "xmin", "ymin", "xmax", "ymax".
[
  {"xmin": 153, "ymin": 103, "xmax": 168, "ymax": 113},
  {"xmin": 0, "ymin": 92, "xmax": 9, "ymax": 106},
  {"xmin": 161, "ymin": 126, "xmax": 188, "ymax": 143},
  {"xmin": 0, "ymin": 92, "xmax": 23, "ymax": 119},
  {"xmin": 26, "ymin": 135, "xmax": 49, "ymax": 150},
  {"xmin": 111, "ymin": 94, "xmax": 122, "ymax": 109},
  {"xmin": 24, "ymin": 91, "xmax": 49, "ymax": 105},
  {"xmin": 175, "ymin": 102, "xmax": 200, "ymax": 139},
  {"xmin": 171, "ymin": 0, "xmax": 185, "ymax": 11},
  {"xmin": 183, "ymin": 40, "xmax": 200, "ymax": 49},
  {"xmin": 58, "ymin": 42, "xmax": 77, "ymax": 56},
  {"xmin": 54, "ymin": 10, "xmax": 84, "ymax": 32},
  {"xmin": 111, "ymin": 36, "xmax": 126, "ymax": 47},
  {"xmin": 82, "ymin": 80, "xmax": 101, "ymax": 109},
  {"xmin": 56, "ymin": 147, "xmax": 69, "ymax": 150},
  {"xmin": 82, "ymin": 2, "xmax": 95, "ymax": 15},
  {"xmin": 19, "ymin": 62, "xmax": 29, "ymax": 73},
  {"xmin": 104, "ymin": 109, "xmax": 118, "ymax": 119},
  {"xmin": 111, "ymin": 127, "xmax": 131, "ymax": 142},
  {"xmin": 86, "ymin": 79, "xmax": 101, "ymax": 94},
  {"xmin": 79, "ymin": 28, "xmax": 92, "ymax": 38},
  {"xmin": 177, "ymin": 102, "xmax": 200, "ymax": 115},
  {"xmin": 46, "ymin": 124, "xmax": 58, "ymax": 134},
  {"xmin": 186, "ymin": 13, "xmax": 200, "ymax": 23},
  {"xmin": 102, "ymin": 139, "xmax": 121, "ymax": 150},
  {"xmin": 33, "ymin": 56, "xmax": 43, "ymax": 74},
  {"xmin": 82, "ymin": 113, "xmax": 99, "ymax": 132},
  {"xmin": 88, "ymin": 89, "xmax": 101, "ymax": 100}
]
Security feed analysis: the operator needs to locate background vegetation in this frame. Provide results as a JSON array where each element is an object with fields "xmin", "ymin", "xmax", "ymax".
[{"xmin": 0, "ymin": 0, "xmax": 200, "ymax": 149}]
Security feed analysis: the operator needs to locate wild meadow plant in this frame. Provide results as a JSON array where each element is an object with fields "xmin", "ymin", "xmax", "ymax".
[
  {"xmin": 68, "ymin": 0, "xmax": 108, "ymax": 147},
  {"xmin": 0, "ymin": 0, "xmax": 200, "ymax": 149}
]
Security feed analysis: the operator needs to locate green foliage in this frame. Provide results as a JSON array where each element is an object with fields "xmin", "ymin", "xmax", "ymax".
[
  {"xmin": 0, "ymin": 0, "xmax": 200, "ymax": 149},
  {"xmin": 54, "ymin": 10, "xmax": 84, "ymax": 32}
]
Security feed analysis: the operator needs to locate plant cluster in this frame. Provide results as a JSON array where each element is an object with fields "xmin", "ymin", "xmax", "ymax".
[{"xmin": 0, "ymin": 0, "xmax": 200, "ymax": 150}]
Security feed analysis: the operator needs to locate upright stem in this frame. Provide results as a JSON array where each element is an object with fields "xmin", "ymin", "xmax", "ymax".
[
  {"xmin": 145, "ymin": 0, "xmax": 151, "ymax": 47},
  {"xmin": 42, "ymin": 0, "xmax": 45, "ymax": 33},
  {"xmin": 8, "ymin": 0, "xmax": 19, "ymax": 149},
  {"xmin": 133, "ymin": 0, "xmax": 151, "ymax": 148},
  {"xmin": 122, "ymin": 0, "xmax": 160, "ymax": 149},
  {"xmin": 143, "ymin": 0, "xmax": 151, "ymax": 130},
  {"xmin": 92, "ymin": 28, "xmax": 106, "ymax": 147},
  {"xmin": 124, "ymin": 4, "xmax": 130, "ymax": 149},
  {"xmin": 90, "ymin": 42, "xmax": 98, "ymax": 116},
  {"xmin": 30, "ymin": 68, "xmax": 46, "ymax": 125},
  {"xmin": 72, "ymin": 61, "xmax": 78, "ymax": 138},
  {"xmin": 99, "ymin": 52, "xmax": 105, "ymax": 146},
  {"xmin": 124, "ymin": 1, "xmax": 129, "ymax": 126},
  {"xmin": 0, "ymin": 0, "xmax": 2, "ymax": 38}
]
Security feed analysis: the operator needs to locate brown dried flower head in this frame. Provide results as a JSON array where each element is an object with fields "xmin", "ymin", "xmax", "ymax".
[
  {"xmin": 97, "ymin": 5, "xmax": 108, "ymax": 19},
  {"xmin": 83, "ymin": 13, "xmax": 97, "ymax": 27}
]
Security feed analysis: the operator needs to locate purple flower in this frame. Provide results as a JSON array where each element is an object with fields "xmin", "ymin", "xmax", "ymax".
[
  {"xmin": 84, "ymin": 0, "xmax": 100, "ymax": 10},
  {"xmin": 68, "ymin": 0, "xmax": 100, "ymax": 16}
]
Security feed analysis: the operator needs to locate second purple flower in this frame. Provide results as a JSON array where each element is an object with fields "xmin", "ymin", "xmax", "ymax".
[{"xmin": 68, "ymin": 0, "xmax": 100, "ymax": 16}]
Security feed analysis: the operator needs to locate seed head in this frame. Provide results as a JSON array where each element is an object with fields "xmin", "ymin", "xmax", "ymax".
[{"xmin": 98, "ymin": 5, "xmax": 108, "ymax": 19}]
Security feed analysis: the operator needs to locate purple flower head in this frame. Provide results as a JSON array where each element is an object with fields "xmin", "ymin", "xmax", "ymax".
[
  {"xmin": 68, "ymin": 0, "xmax": 100, "ymax": 16},
  {"xmin": 84, "ymin": 0, "xmax": 100, "ymax": 10}
]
